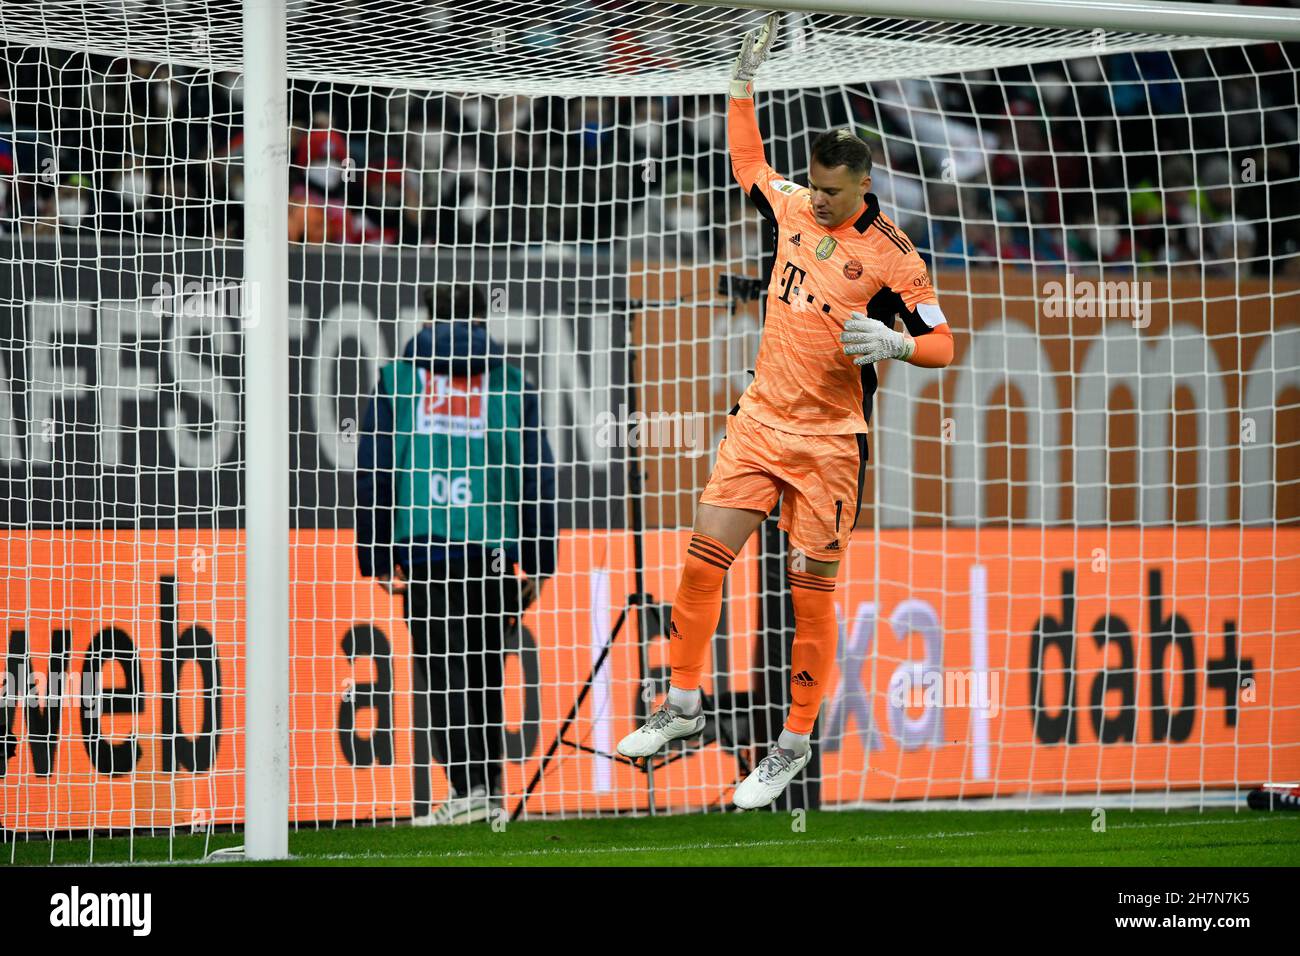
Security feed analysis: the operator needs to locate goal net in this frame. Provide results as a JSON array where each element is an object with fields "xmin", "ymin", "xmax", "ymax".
[{"xmin": 1, "ymin": 0, "xmax": 1297, "ymax": 857}]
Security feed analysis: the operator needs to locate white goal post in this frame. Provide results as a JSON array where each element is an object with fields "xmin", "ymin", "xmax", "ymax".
[
  {"xmin": 0, "ymin": 0, "xmax": 1296, "ymax": 862},
  {"xmin": 242, "ymin": 0, "xmax": 291, "ymax": 863}
]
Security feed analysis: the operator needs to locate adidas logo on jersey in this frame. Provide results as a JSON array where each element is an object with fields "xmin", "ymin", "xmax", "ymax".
[
  {"xmin": 825, "ymin": 539, "xmax": 840, "ymax": 550},
  {"xmin": 789, "ymin": 233, "xmax": 801, "ymax": 246},
  {"xmin": 792, "ymin": 670, "xmax": 818, "ymax": 687}
]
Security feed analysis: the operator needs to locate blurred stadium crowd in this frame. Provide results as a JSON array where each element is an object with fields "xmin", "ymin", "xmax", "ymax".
[{"xmin": 0, "ymin": 40, "xmax": 1296, "ymax": 276}]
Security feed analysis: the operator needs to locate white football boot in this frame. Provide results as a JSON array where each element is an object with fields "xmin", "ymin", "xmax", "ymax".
[
  {"xmin": 733, "ymin": 746, "xmax": 812, "ymax": 809},
  {"xmin": 616, "ymin": 702, "xmax": 706, "ymax": 759}
]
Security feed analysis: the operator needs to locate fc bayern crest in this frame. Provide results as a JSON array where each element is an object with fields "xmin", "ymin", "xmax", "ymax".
[{"xmin": 843, "ymin": 259, "xmax": 863, "ymax": 279}]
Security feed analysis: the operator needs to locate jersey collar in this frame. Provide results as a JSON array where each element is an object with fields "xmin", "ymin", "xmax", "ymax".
[{"xmin": 850, "ymin": 193, "xmax": 881, "ymax": 233}]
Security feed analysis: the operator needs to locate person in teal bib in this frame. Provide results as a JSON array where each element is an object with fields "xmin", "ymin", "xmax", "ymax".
[{"xmin": 355, "ymin": 284, "xmax": 557, "ymax": 825}]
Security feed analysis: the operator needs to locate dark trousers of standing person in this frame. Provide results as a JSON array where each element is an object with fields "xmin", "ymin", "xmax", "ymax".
[{"xmin": 402, "ymin": 555, "xmax": 519, "ymax": 798}]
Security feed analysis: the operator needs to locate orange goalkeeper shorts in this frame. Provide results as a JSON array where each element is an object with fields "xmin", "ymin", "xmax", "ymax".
[{"xmin": 699, "ymin": 407, "xmax": 868, "ymax": 562}]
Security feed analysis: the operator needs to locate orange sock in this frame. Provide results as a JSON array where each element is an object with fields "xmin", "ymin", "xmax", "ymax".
[
  {"xmin": 786, "ymin": 570, "xmax": 837, "ymax": 734},
  {"xmin": 667, "ymin": 533, "xmax": 737, "ymax": 692}
]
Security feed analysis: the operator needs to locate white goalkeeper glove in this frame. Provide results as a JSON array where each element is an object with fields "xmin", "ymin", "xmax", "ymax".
[
  {"xmin": 730, "ymin": 11, "xmax": 780, "ymax": 99},
  {"xmin": 841, "ymin": 313, "xmax": 916, "ymax": 366}
]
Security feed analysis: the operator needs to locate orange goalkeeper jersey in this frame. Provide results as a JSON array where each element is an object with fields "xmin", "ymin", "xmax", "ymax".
[{"xmin": 729, "ymin": 96, "xmax": 944, "ymax": 435}]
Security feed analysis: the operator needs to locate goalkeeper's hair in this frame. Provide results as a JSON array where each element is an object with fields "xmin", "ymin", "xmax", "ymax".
[{"xmin": 810, "ymin": 128, "xmax": 872, "ymax": 177}]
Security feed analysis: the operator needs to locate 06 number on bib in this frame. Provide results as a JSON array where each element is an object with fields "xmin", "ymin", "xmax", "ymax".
[{"xmin": 430, "ymin": 474, "xmax": 472, "ymax": 505}]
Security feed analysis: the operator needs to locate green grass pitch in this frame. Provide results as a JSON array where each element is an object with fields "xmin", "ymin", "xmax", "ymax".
[{"xmin": 6, "ymin": 809, "xmax": 1299, "ymax": 866}]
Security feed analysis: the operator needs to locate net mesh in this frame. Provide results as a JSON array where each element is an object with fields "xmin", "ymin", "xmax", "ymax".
[
  {"xmin": 0, "ymin": 1, "xmax": 1297, "ymax": 859},
  {"xmin": 0, "ymin": 0, "xmax": 1256, "ymax": 94}
]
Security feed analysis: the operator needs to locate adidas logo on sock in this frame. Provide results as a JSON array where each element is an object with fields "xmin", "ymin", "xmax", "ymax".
[
  {"xmin": 670, "ymin": 619, "xmax": 682, "ymax": 639},
  {"xmin": 792, "ymin": 670, "xmax": 818, "ymax": 687}
]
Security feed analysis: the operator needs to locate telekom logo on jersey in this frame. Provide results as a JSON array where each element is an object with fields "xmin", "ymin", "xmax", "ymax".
[{"xmin": 416, "ymin": 368, "xmax": 486, "ymax": 436}]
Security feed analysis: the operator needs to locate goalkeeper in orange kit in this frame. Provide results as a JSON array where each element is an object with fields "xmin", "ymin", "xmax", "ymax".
[{"xmin": 617, "ymin": 11, "xmax": 955, "ymax": 808}]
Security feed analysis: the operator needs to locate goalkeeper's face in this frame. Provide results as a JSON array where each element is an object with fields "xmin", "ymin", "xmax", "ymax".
[{"xmin": 809, "ymin": 160, "xmax": 871, "ymax": 230}]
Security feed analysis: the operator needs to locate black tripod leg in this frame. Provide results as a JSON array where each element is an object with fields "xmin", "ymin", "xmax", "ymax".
[{"xmin": 512, "ymin": 605, "xmax": 632, "ymax": 821}]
